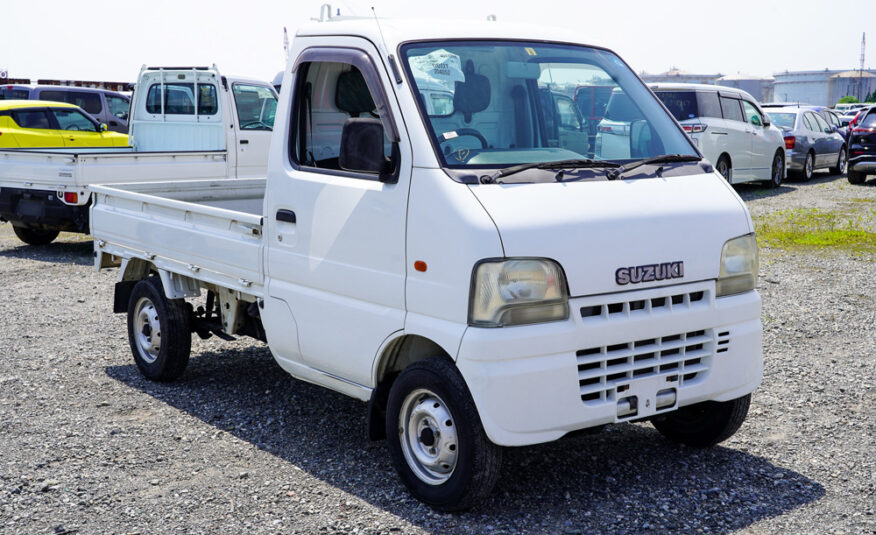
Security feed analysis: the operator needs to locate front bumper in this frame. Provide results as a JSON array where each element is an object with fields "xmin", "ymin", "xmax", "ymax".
[{"xmin": 456, "ymin": 281, "xmax": 762, "ymax": 447}]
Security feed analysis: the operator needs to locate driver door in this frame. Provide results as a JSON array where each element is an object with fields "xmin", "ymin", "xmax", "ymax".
[
  {"xmin": 49, "ymin": 108, "xmax": 112, "ymax": 147},
  {"xmin": 231, "ymin": 83, "xmax": 278, "ymax": 177}
]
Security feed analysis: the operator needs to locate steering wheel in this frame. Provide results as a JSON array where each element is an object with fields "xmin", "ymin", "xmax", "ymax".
[
  {"xmin": 439, "ymin": 128, "xmax": 488, "ymax": 149},
  {"xmin": 241, "ymin": 121, "xmax": 271, "ymax": 130}
]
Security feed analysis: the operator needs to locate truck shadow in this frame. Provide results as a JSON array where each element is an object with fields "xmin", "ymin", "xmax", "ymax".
[
  {"xmin": 0, "ymin": 236, "xmax": 92, "ymax": 266},
  {"xmin": 106, "ymin": 349, "xmax": 824, "ymax": 534}
]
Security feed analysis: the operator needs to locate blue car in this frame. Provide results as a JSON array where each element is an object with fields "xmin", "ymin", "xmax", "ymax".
[{"xmin": 765, "ymin": 107, "xmax": 847, "ymax": 181}]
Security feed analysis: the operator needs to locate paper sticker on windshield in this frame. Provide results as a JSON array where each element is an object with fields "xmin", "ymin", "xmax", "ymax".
[
  {"xmin": 524, "ymin": 47, "xmax": 537, "ymax": 56},
  {"xmin": 442, "ymin": 131, "xmax": 459, "ymax": 141}
]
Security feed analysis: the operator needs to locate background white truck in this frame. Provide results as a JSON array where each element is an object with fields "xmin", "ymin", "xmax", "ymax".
[
  {"xmin": 91, "ymin": 16, "xmax": 763, "ymax": 510},
  {"xmin": 0, "ymin": 65, "xmax": 277, "ymax": 245}
]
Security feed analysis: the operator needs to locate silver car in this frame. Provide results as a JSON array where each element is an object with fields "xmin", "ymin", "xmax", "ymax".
[{"xmin": 765, "ymin": 107, "xmax": 846, "ymax": 181}]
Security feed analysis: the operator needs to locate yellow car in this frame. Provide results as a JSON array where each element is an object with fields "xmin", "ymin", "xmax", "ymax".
[{"xmin": 0, "ymin": 100, "xmax": 128, "ymax": 148}]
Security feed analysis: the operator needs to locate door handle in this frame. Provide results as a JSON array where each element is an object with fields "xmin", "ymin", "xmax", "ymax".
[
  {"xmin": 276, "ymin": 209, "xmax": 296, "ymax": 223},
  {"xmin": 240, "ymin": 139, "xmax": 249, "ymax": 145}
]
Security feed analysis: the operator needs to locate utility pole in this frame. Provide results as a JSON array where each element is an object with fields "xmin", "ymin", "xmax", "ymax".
[{"xmin": 858, "ymin": 33, "xmax": 866, "ymax": 101}]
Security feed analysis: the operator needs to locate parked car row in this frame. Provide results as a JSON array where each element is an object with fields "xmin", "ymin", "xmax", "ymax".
[
  {"xmin": 763, "ymin": 107, "xmax": 847, "ymax": 181},
  {"xmin": 1, "ymin": 84, "xmax": 131, "ymax": 132},
  {"xmin": 0, "ymin": 100, "xmax": 129, "ymax": 148},
  {"xmin": 847, "ymin": 107, "xmax": 876, "ymax": 184}
]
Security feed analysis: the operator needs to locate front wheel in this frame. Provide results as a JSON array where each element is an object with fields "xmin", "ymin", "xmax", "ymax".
[
  {"xmin": 126, "ymin": 276, "xmax": 191, "ymax": 381},
  {"xmin": 385, "ymin": 358, "xmax": 502, "ymax": 511},
  {"xmin": 651, "ymin": 394, "xmax": 751, "ymax": 448},
  {"xmin": 12, "ymin": 225, "xmax": 59, "ymax": 245},
  {"xmin": 830, "ymin": 148, "xmax": 847, "ymax": 175},
  {"xmin": 764, "ymin": 151, "xmax": 784, "ymax": 189}
]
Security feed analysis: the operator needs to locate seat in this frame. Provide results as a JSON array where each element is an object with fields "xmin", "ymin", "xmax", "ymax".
[
  {"xmin": 335, "ymin": 68, "xmax": 375, "ymax": 118},
  {"xmin": 453, "ymin": 60, "xmax": 491, "ymax": 123}
]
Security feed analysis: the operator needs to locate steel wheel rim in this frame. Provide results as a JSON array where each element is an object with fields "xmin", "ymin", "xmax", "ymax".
[
  {"xmin": 398, "ymin": 388, "xmax": 459, "ymax": 486},
  {"xmin": 772, "ymin": 155, "xmax": 783, "ymax": 185},
  {"xmin": 134, "ymin": 297, "xmax": 161, "ymax": 364}
]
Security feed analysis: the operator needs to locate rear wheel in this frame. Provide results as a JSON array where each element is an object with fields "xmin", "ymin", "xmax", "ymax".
[
  {"xmin": 847, "ymin": 169, "xmax": 866, "ymax": 184},
  {"xmin": 830, "ymin": 147, "xmax": 847, "ymax": 175},
  {"xmin": 651, "ymin": 394, "xmax": 751, "ymax": 447},
  {"xmin": 764, "ymin": 151, "xmax": 784, "ymax": 188},
  {"xmin": 799, "ymin": 152, "xmax": 814, "ymax": 182},
  {"xmin": 12, "ymin": 225, "xmax": 59, "ymax": 245},
  {"xmin": 715, "ymin": 156, "xmax": 732, "ymax": 182},
  {"xmin": 126, "ymin": 276, "xmax": 191, "ymax": 381},
  {"xmin": 385, "ymin": 358, "xmax": 502, "ymax": 511}
]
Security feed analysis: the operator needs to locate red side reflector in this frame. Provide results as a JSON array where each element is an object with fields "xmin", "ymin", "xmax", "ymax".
[
  {"xmin": 414, "ymin": 261, "xmax": 427, "ymax": 272},
  {"xmin": 784, "ymin": 136, "xmax": 796, "ymax": 150},
  {"xmin": 64, "ymin": 192, "xmax": 78, "ymax": 204}
]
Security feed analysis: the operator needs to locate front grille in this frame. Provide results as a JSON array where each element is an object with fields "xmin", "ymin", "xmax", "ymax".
[
  {"xmin": 581, "ymin": 289, "xmax": 706, "ymax": 319},
  {"xmin": 577, "ymin": 330, "xmax": 714, "ymax": 404}
]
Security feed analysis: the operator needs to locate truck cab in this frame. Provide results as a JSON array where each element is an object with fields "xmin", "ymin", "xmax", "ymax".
[{"xmin": 92, "ymin": 16, "xmax": 762, "ymax": 511}]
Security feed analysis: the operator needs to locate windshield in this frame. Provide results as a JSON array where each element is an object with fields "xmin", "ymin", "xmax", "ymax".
[
  {"xmin": 766, "ymin": 112, "xmax": 796, "ymax": 129},
  {"xmin": 401, "ymin": 41, "xmax": 695, "ymax": 168}
]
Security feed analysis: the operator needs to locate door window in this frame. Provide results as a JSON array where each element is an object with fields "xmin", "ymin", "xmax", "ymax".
[
  {"xmin": 106, "ymin": 95, "xmax": 130, "ymax": 121},
  {"xmin": 232, "ymin": 83, "xmax": 278, "ymax": 130},
  {"xmin": 39, "ymin": 90, "xmax": 102, "ymax": 114},
  {"xmin": 291, "ymin": 61, "xmax": 392, "ymax": 173},
  {"xmin": 811, "ymin": 113, "xmax": 830, "ymax": 133},
  {"xmin": 11, "ymin": 109, "xmax": 52, "ymax": 129},
  {"xmin": 802, "ymin": 113, "xmax": 815, "ymax": 131},
  {"xmin": 720, "ymin": 96, "xmax": 744, "ymax": 122},
  {"xmin": 741, "ymin": 101, "xmax": 764, "ymax": 126},
  {"xmin": 50, "ymin": 108, "xmax": 98, "ymax": 131}
]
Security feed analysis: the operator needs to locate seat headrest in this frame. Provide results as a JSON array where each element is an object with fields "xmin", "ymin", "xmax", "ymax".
[
  {"xmin": 336, "ymin": 68, "xmax": 375, "ymax": 118},
  {"xmin": 453, "ymin": 60, "xmax": 490, "ymax": 123}
]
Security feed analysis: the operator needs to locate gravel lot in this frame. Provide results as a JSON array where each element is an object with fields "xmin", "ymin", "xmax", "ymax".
[{"xmin": 1, "ymin": 172, "xmax": 874, "ymax": 534}]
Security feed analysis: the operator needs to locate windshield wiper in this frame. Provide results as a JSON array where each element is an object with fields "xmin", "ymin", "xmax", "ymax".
[
  {"xmin": 480, "ymin": 158, "xmax": 620, "ymax": 184},
  {"xmin": 605, "ymin": 154, "xmax": 702, "ymax": 181}
]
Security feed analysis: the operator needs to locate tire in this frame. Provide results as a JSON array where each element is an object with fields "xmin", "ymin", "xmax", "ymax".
[
  {"xmin": 830, "ymin": 147, "xmax": 847, "ymax": 175},
  {"xmin": 12, "ymin": 225, "xmax": 59, "ymax": 245},
  {"xmin": 764, "ymin": 151, "xmax": 784, "ymax": 189},
  {"xmin": 651, "ymin": 394, "xmax": 751, "ymax": 448},
  {"xmin": 847, "ymin": 169, "xmax": 866, "ymax": 184},
  {"xmin": 126, "ymin": 276, "xmax": 191, "ymax": 381},
  {"xmin": 800, "ymin": 152, "xmax": 814, "ymax": 182},
  {"xmin": 385, "ymin": 357, "xmax": 502, "ymax": 511},
  {"xmin": 715, "ymin": 156, "xmax": 731, "ymax": 183}
]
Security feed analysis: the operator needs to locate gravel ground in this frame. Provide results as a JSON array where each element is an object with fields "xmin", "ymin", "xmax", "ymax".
[{"xmin": 1, "ymin": 171, "xmax": 874, "ymax": 534}]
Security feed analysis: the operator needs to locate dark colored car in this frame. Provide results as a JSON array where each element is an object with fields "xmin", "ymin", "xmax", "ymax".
[
  {"xmin": 847, "ymin": 109, "xmax": 876, "ymax": 184},
  {"xmin": 765, "ymin": 107, "xmax": 847, "ymax": 181}
]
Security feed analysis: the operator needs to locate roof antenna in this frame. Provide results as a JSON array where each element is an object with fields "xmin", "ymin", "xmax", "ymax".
[{"xmin": 371, "ymin": 7, "xmax": 389, "ymax": 53}]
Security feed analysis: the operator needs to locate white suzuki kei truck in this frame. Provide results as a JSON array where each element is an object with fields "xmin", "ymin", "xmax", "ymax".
[{"xmin": 90, "ymin": 17, "xmax": 763, "ymax": 510}]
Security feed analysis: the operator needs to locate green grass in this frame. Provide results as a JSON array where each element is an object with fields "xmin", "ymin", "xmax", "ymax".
[{"xmin": 754, "ymin": 208, "xmax": 876, "ymax": 254}]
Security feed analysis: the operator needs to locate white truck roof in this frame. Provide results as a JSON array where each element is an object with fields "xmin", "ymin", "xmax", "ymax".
[{"xmin": 295, "ymin": 17, "xmax": 592, "ymax": 50}]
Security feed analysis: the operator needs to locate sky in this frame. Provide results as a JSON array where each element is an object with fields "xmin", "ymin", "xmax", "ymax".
[{"xmin": 1, "ymin": 0, "xmax": 872, "ymax": 84}]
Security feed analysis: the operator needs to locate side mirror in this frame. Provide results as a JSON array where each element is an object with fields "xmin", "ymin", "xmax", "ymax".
[
  {"xmin": 339, "ymin": 118, "xmax": 393, "ymax": 180},
  {"xmin": 830, "ymin": 125, "xmax": 838, "ymax": 133},
  {"xmin": 100, "ymin": 123, "xmax": 108, "ymax": 132},
  {"xmin": 750, "ymin": 115, "xmax": 762, "ymax": 127},
  {"xmin": 824, "ymin": 127, "xmax": 832, "ymax": 134},
  {"xmin": 762, "ymin": 115, "xmax": 771, "ymax": 127}
]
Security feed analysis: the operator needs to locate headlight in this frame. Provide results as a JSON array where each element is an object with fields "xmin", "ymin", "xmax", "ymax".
[
  {"xmin": 716, "ymin": 234, "xmax": 758, "ymax": 297},
  {"xmin": 470, "ymin": 258, "xmax": 569, "ymax": 327}
]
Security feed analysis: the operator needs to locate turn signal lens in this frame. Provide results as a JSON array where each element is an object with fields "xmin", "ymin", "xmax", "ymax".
[{"xmin": 63, "ymin": 192, "xmax": 78, "ymax": 204}]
